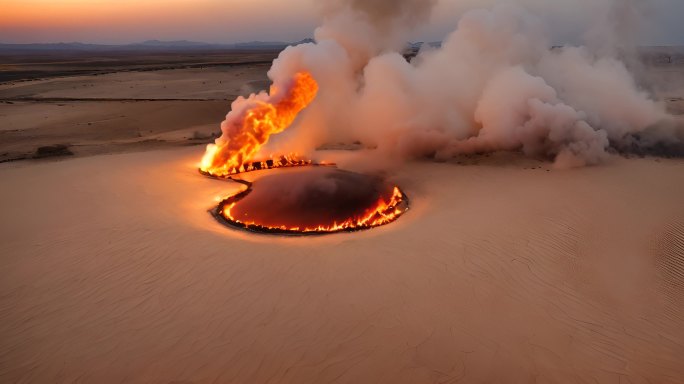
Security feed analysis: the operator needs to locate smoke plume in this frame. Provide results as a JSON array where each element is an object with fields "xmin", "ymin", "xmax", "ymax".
[{"xmin": 219, "ymin": 0, "xmax": 682, "ymax": 168}]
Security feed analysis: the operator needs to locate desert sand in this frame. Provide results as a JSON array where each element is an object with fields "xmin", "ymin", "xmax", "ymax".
[
  {"xmin": 0, "ymin": 53, "xmax": 272, "ymax": 162},
  {"xmin": 1, "ymin": 148, "xmax": 683, "ymax": 383},
  {"xmin": 1, "ymin": 52, "xmax": 683, "ymax": 383}
]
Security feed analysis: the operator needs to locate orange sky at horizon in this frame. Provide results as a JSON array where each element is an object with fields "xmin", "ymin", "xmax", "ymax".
[
  {"xmin": 1, "ymin": 0, "xmax": 682, "ymax": 45},
  {"xmin": 0, "ymin": 0, "xmax": 319, "ymax": 43},
  {"xmin": 3, "ymin": 0, "xmax": 199, "ymax": 26}
]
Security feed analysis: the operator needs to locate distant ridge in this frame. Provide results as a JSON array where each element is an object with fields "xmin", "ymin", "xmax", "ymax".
[
  {"xmin": 0, "ymin": 39, "xmax": 316, "ymax": 53},
  {"xmin": 135, "ymin": 40, "xmax": 211, "ymax": 47}
]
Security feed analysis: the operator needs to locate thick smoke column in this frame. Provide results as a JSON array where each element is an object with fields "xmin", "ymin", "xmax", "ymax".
[
  {"xmin": 316, "ymin": 0, "xmax": 438, "ymax": 68},
  {"xmin": 323, "ymin": 0, "xmax": 437, "ymax": 28},
  {"xmin": 219, "ymin": 0, "xmax": 682, "ymax": 168}
]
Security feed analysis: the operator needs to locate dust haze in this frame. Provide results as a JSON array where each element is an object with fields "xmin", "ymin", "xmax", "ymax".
[{"xmin": 239, "ymin": 0, "xmax": 684, "ymax": 168}]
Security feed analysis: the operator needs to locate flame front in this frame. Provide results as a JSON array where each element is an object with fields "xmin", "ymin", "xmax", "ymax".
[
  {"xmin": 200, "ymin": 71, "xmax": 408, "ymax": 234},
  {"xmin": 200, "ymin": 72, "xmax": 319, "ymax": 177},
  {"xmin": 220, "ymin": 187, "xmax": 407, "ymax": 234}
]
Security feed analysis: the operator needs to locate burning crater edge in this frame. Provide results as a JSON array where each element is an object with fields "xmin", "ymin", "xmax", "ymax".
[{"xmin": 200, "ymin": 161, "xmax": 409, "ymax": 236}]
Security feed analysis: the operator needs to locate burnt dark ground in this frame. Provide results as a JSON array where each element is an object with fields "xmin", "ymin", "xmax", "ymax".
[{"xmin": 213, "ymin": 167, "xmax": 409, "ymax": 235}]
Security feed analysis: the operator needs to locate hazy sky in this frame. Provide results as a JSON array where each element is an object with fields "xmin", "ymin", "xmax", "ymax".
[{"xmin": 1, "ymin": 0, "xmax": 683, "ymax": 45}]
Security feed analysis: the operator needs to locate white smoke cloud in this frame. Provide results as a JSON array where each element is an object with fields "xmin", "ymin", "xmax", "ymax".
[{"xmin": 248, "ymin": 0, "xmax": 681, "ymax": 168}]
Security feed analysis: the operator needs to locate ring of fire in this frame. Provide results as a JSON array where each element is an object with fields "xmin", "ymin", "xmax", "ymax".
[{"xmin": 206, "ymin": 166, "xmax": 409, "ymax": 235}]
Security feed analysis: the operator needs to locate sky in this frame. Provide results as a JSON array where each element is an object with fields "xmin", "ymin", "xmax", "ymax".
[{"xmin": 1, "ymin": 0, "xmax": 683, "ymax": 45}]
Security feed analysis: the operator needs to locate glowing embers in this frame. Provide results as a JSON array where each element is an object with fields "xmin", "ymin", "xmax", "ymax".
[{"xmin": 214, "ymin": 168, "xmax": 409, "ymax": 235}]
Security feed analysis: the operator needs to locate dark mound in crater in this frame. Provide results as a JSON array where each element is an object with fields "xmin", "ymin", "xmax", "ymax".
[{"xmin": 216, "ymin": 167, "xmax": 408, "ymax": 234}]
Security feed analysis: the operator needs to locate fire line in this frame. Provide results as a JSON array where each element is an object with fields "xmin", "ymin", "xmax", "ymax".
[
  {"xmin": 205, "ymin": 167, "xmax": 409, "ymax": 235},
  {"xmin": 199, "ymin": 72, "xmax": 409, "ymax": 235},
  {"xmin": 200, "ymin": 72, "xmax": 319, "ymax": 178}
]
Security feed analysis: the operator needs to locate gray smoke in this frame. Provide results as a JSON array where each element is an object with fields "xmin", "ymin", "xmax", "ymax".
[
  {"xmin": 312, "ymin": 0, "xmax": 437, "ymax": 70},
  {"xmin": 254, "ymin": 0, "xmax": 682, "ymax": 168},
  {"xmin": 326, "ymin": 0, "xmax": 438, "ymax": 28}
]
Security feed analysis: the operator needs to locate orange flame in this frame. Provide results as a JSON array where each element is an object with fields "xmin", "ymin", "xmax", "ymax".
[
  {"xmin": 220, "ymin": 187, "xmax": 407, "ymax": 234},
  {"xmin": 200, "ymin": 72, "xmax": 319, "ymax": 177}
]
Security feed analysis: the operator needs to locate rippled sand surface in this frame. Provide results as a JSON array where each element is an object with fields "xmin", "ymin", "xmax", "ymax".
[{"xmin": 1, "ymin": 148, "xmax": 682, "ymax": 383}]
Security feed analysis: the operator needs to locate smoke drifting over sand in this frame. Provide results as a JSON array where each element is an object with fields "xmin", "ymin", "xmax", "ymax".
[{"xmin": 217, "ymin": 0, "xmax": 682, "ymax": 168}]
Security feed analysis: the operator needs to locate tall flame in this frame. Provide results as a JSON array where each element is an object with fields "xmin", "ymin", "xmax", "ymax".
[{"xmin": 200, "ymin": 72, "xmax": 319, "ymax": 177}]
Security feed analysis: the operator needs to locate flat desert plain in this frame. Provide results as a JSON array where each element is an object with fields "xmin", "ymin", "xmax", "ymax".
[
  {"xmin": 0, "ymin": 51, "xmax": 683, "ymax": 383},
  {"xmin": 0, "ymin": 51, "xmax": 276, "ymax": 162}
]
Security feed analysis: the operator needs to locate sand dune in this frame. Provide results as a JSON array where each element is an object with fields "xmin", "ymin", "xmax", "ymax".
[{"xmin": 1, "ymin": 148, "xmax": 682, "ymax": 383}]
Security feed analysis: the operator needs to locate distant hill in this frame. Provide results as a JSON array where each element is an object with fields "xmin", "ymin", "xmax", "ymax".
[
  {"xmin": 134, "ymin": 40, "xmax": 212, "ymax": 47},
  {"xmin": 232, "ymin": 39, "xmax": 315, "ymax": 50},
  {"xmin": 0, "ymin": 39, "xmax": 315, "ymax": 53}
]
